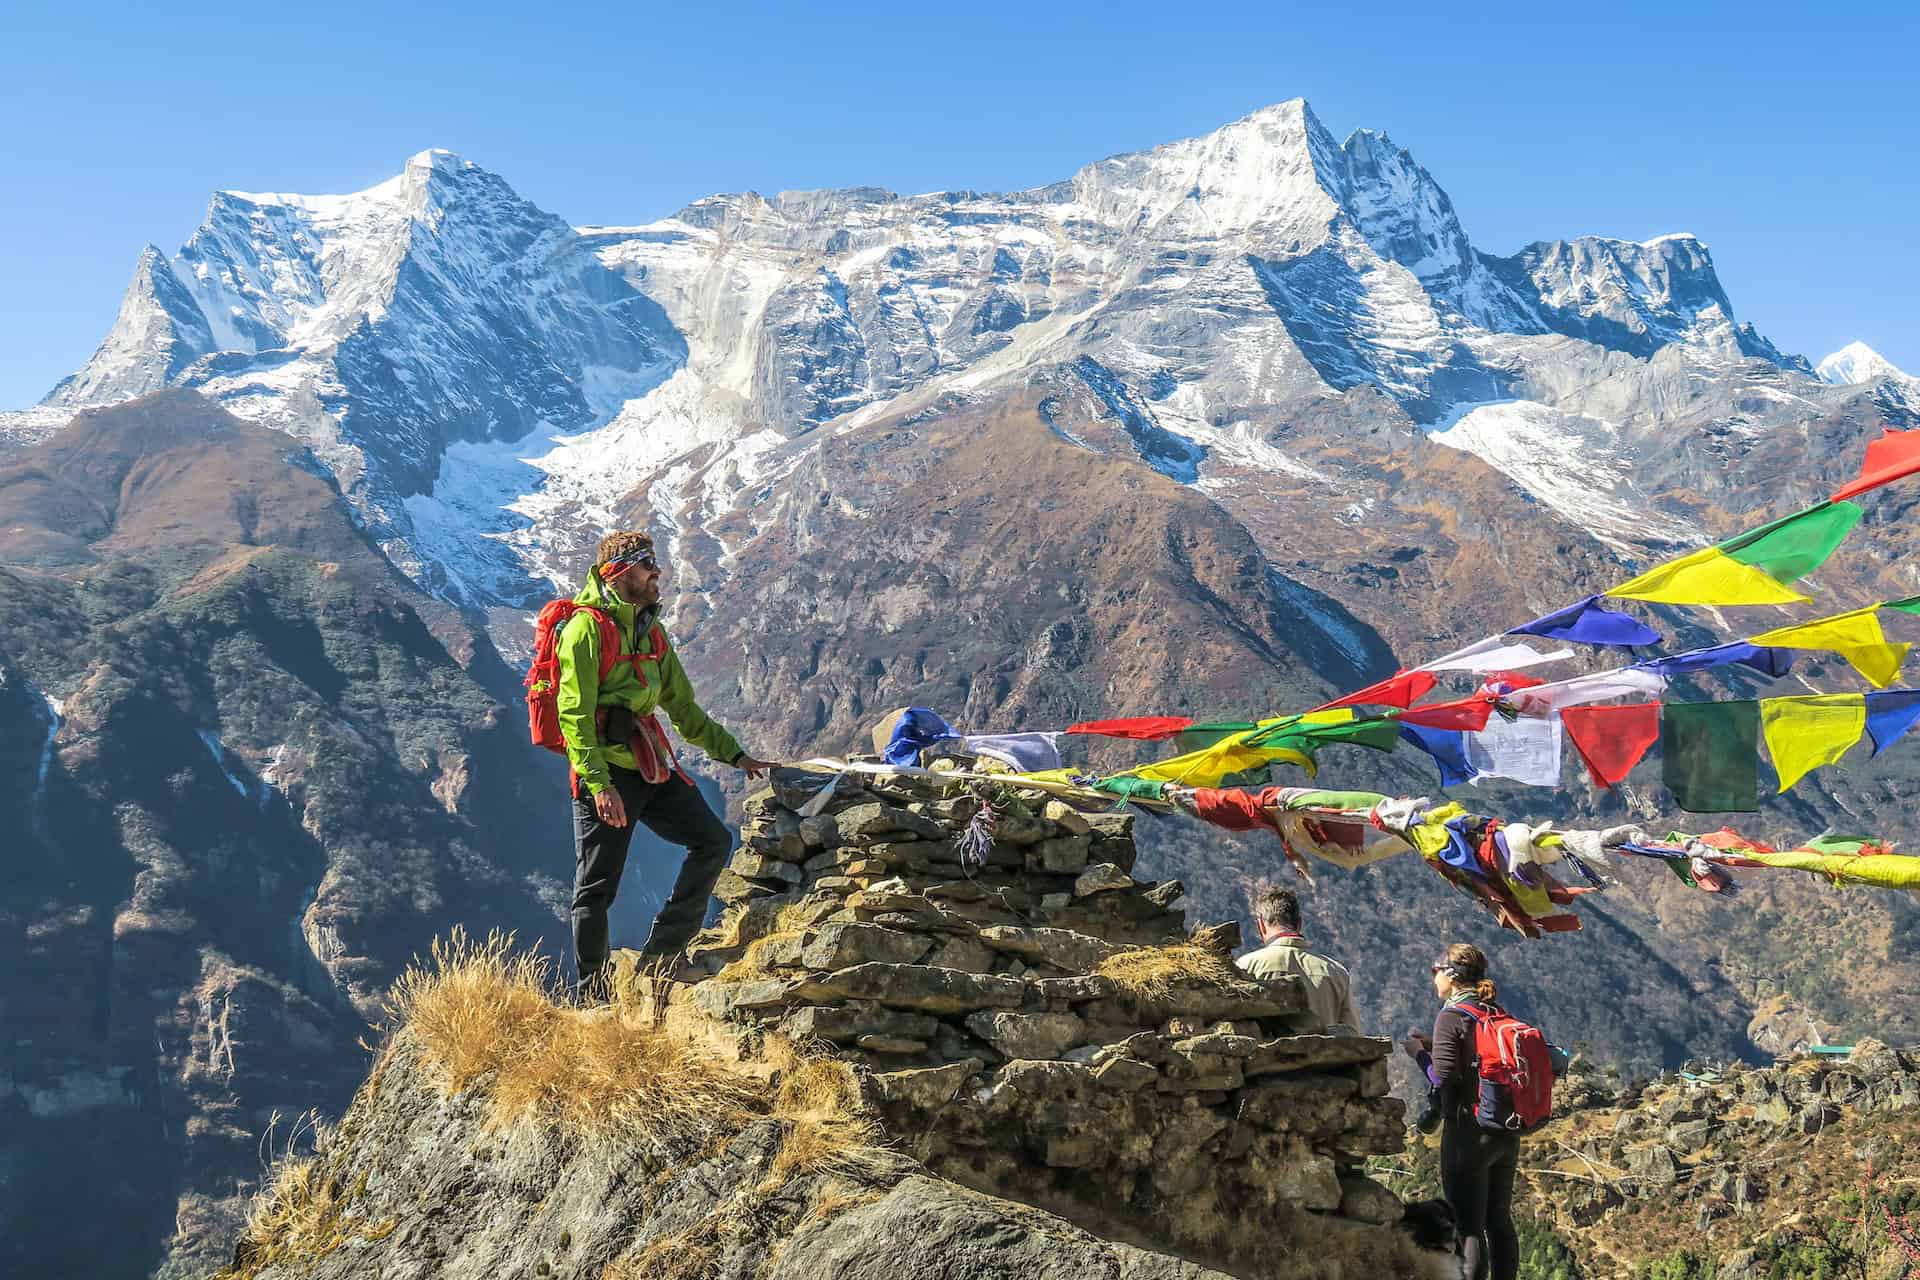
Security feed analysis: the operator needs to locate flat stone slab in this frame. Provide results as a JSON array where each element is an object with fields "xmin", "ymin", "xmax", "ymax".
[
  {"xmin": 1073, "ymin": 863, "xmax": 1135, "ymax": 896},
  {"xmin": 978, "ymin": 925, "xmax": 1120, "ymax": 973},
  {"xmin": 779, "ymin": 1003, "xmax": 942, "ymax": 1044},
  {"xmin": 691, "ymin": 978, "xmax": 797, "ymax": 1020},
  {"xmin": 801, "ymin": 922, "xmax": 932, "ymax": 970},
  {"xmin": 793, "ymin": 963, "xmax": 1027, "ymax": 1014},
  {"xmin": 966, "ymin": 1010, "xmax": 1087, "ymax": 1060},
  {"xmin": 1243, "ymin": 1033, "xmax": 1393, "ymax": 1078},
  {"xmin": 872, "ymin": 1058, "xmax": 984, "ymax": 1109}
]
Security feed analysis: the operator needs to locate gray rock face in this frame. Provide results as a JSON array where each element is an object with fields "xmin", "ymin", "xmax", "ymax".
[{"xmin": 239, "ymin": 1038, "xmax": 1234, "ymax": 1280}]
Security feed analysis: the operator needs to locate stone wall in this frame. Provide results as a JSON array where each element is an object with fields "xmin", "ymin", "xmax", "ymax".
[{"xmin": 634, "ymin": 761, "xmax": 1407, "ymax": 1263}]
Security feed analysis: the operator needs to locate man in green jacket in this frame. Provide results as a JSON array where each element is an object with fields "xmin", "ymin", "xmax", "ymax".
[{"xmin": 558, "ymin": 530, "xmax": 773, "ymax": 998}]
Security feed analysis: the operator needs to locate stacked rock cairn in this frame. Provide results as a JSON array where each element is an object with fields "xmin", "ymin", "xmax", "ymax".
[{"xmin": 643, "ymin": 761, "xmax": 1407, "ymax": 1254}]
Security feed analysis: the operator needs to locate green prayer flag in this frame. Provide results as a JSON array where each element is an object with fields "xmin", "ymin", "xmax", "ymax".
[
  {"xmin": 1281, "ymin": 789, "xmax": 1390, "ymax": 811},
  {"xmin": 1719, "ymin": 500, "xmax": 1862, "ymax": 580},
  {"xmin": 1885, "ymin": 596, "xmax": 1920, "ymax": 616},
  {"xmin": 1174, "ymin": 722, "xmax": 1258, "ymax": 753},
  {"xmin": 1662, "ymin": 701, "xmax": 1760, "ymax": 813},
  {"xmin": 1092, "ymin": 776, "xmax": 1167, "ymax": 803},
  {"xmin": 1266, "ymin": 716, "xmax": 1404, "ymax": 756}
]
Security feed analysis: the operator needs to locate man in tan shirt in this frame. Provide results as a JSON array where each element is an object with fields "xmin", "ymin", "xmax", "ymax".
[{"xmin": 1234, "ymin": 880, "xmax": 1358, "ymax": 1033}]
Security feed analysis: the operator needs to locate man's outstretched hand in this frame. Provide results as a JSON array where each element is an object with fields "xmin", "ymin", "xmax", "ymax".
[
  {"xmin": 592, "ymin": 786, "xmax": 629, "ymax": 828},
  {"xmin": 735, "ymin": 754, "xmax": 777, "ymax": 780}
]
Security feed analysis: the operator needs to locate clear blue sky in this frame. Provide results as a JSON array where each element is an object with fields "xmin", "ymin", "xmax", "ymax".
[{"xmin": 4, "ymin": 0, "xmax": 1916, "ymax": 408}]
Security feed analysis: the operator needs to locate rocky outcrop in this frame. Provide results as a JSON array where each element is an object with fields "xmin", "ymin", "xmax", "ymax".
[
  {"xmin": 1512, "ymin": 1040, "xmax": 1920, "ymax": 1277},
  {"xmin": 222, "ymin": 759, "xmax": 1428, "ymax": 1280},
  {"xmin": 235, "ymin": 1035, "xmax": 1233, "ymax": 1280},
  {"xmin": 634, "ymin": 761, "xmax": 1407, "ymax": 1264}
]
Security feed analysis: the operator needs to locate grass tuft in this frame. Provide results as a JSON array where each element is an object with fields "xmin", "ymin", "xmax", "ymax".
[
  {"xmin": 387, "ymin": 926, "xmax": 763, "ymax": 1147},
  {"xmin": 1094, "ymin": 942, "xmax": 1240, "ymax": 1002},
  {"xmin": 231, "ymin": 931, "xmax": 898, "ymax": 1275},
  {"xmin": 213, "ymin": 1145, "xmax": 395, "ymax": 1280},
  {"xmin": 763, "ymin": 1042, "xmax": 888, "ymax": 1185}
]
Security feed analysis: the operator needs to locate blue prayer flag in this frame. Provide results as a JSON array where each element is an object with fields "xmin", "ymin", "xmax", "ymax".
[
  {"xmin": 1509, "ymin": 595, "xmax": 1661, "ymax": 648},
  {"xmin": 1635, "ymin": 641, "xmax": 1794, "ymax": 680},
  {"xmin": 1865, "ymin": 690, "xmax": 1920, "ymax": 756},
  {"xmin": 1398, "ymin": 723, "xmax": 1478, "ymax": 789},
  {"xmin": 884, "ymin": 707, "xmax": 959, "ymax": 766}
]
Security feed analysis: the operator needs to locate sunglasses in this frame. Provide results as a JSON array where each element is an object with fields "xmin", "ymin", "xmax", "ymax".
[{"xmin": 603, "ymin": 553, "xmax": 659, "ymax": 578}]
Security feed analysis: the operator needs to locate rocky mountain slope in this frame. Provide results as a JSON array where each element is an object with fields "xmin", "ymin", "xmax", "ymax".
[
  {"xmin": 8, "ymin": 100, "xmax": 1920, "ymax": 1279},
  {"xmin": 215, "ymin": 773, "xmax": 1430, "ymax": 1280},
  {"xmin": 1378, "ymin": 1039, "xmax": 1920, "ymax": 1279}
]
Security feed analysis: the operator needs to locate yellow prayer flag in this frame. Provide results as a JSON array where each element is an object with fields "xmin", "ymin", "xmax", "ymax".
[
  {"xmin": 1737, "ymin": 848, "xmax": 1920, "ymax": 890},
  {"xmin": 1127, "ymin": 731, "xmax": 1316, "ymax": 786},
  {"xmin": 1748, "ymin": 606, "xmax": 1912, "ymax": 688},
  {"xmin": 1759, "ymin": 694, "xmax": 1866, "ymax": 791},
  {"xmin": 1607, "ymin": 547, "xmax": 1811, "ymax": 607}
]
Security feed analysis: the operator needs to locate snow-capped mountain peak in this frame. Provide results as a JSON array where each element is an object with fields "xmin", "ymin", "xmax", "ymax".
[
  {"xmin": 1818, "ymin": 340, "xmax": 1913, "ymax": 386},
  {"xmin": 1060, "ymin": 97, "xmax": 1347, "ymax": 248},
  {"xmin": 21, "ymin": 99, "xmax": 1862, "ymax": 620}
]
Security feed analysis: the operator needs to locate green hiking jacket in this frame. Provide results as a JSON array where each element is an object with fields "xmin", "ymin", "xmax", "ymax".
[{"xmin": 555, "ymin": 567, "xmax": 744, "ymax": 795}]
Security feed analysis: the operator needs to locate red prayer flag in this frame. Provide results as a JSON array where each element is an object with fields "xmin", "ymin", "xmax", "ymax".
[
  {"xmin": 1317, "ymin": 669, "xmax": 1437, "ymax": 712},
  {"xmin": 1395, "ymin": 694, "xmax": 1495, "ymax": 731},
  {"xmin": 1560, "ymin": 703, "xmax": 1661, "ymax": 788},
  {"xmin": 1832, "ymin": 427, "xmax": 1920, "ymax": 502},
  {"xmin": 1064, "ymin": 716, "xmax": 1194, "ymax": 740}
]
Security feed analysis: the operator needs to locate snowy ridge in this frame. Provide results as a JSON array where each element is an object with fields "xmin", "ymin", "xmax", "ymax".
[
  {"xmin": 1426, "ymin": 399, "xmax": 1701, "ymax": 551},
  {"xmin": 1819, "ymin": 341, "xmax": 1915, "ymax": 388},
  {"xmin": 24, "ymin": 100, "xmax": 1860, "ymax": 611}
]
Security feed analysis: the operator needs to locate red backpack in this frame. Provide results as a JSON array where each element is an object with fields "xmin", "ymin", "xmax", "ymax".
[
  {"xmin": 1455, "ymin": 1002, "xmax": 1556, "ymax": 1132},
  {"xmin": 524, "ymin": 600, "xmax": 665, "ymax": 752}
]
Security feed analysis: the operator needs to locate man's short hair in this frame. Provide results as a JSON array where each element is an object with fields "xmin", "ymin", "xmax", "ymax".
[
  {"xmin": 1250, "ymin": 879, "xmax": 1301, "ymax": 932},
  {"xmin": 595, "ymin": 530, "xmax": 654, "ymax": 567}
]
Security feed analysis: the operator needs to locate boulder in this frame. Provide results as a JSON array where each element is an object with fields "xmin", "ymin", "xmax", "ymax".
[
  {"xmin": 1093, "ymin": 1057, "xmax": 1159, "ymax": 1092},
  {"xmin": 1035, "ymin": 835, "xmax": 1092, "ymax": 873},
  {"xmin": 691, "ymin": 978, "xmax": 796, "ymax": 1020},
  {"xmin": 725, "ymin": 855, "xmax": 802, "ymax": 886},
  {"xmin": 1042, "ymin": 800, "xmax": 1092, "ymax": 835},
  {"xmin": 872, "ymin": 1059, "xmax": 983, "ymax": 1110},
  {"xmin": 1338, "ymin": 1173, "xmax": 1404, "ymax": 1225},
  {"xmin": 801, "ymin": 923, "xmax": 932, "ymax": 970},
  {"xmin": 977, "ymin": 925, "xmax": 1120, "ymax": 973},
  {"xmin": 1074, "ymin": 863, "xmax": 1135, "ymax": 896},
  {"xmin": 923, "ymin": 933, "xmax": 1000, "ymax": 974},
  {"xmin": 966, "ymin": 1011, "xmax": 1087, "ymax": 1060},
  {"xmin": 836, "ymin": 801, "xmax": 947, "ymax": 841}
]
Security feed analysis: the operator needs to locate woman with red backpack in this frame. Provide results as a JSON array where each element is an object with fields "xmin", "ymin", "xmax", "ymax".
[{"xmin": 1402, "ymin": 943, "xmax": 1560, "ymax": 1280}]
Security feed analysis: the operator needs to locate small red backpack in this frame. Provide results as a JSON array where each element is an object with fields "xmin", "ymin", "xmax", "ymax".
[
  {"xmin": 1455, "ymin": 1002, "xmax": 1556, "ymax": 1132},
  {"xmin": 524, "ymin": 600, "xmax": 665, "ymax": 752}
]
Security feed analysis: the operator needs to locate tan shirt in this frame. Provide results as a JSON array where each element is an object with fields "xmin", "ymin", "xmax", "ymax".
[{"xmin": 1235, "ymin": 936, "xmax": 1358, "ymax": 1034}]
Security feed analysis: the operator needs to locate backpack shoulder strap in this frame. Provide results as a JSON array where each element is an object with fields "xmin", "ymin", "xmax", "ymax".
[{"xmin": 549, "ymin": 603, "xmax": 621, "ymax": 682}]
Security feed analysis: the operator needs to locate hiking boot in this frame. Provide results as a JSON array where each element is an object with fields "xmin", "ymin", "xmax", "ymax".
[{"xmin": 575, "ymin": 969, "xmax": 614, "ymax": 1008}]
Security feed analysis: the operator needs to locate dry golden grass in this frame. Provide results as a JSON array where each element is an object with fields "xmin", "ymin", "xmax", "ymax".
[
  {"xmin": 715, "ymin": 900, "xmax": 823, "ymax": 982},
  {"xmin": 1094, "ymin": 942, "xmax": 1239, "ymax": 1002},
  {"xmin": 762, "ymin": 1043, "xmax": 887, "ymax": 1185},
  {"xmin": 230, "ymin": 931, "xmax": 899, "ymax": 1276},
  {"xmin": 387, "ymin": 927, "xmax": 764, "ymax": 1147},
  {"xmin": 213, "ymin": 1154, "xmax": 395, "ymax": 1280}
]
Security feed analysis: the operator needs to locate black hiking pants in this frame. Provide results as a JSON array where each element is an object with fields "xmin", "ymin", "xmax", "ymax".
[
  {"xmin": 1441, "ymin": 1120, "xmax": 1520, "ymax": 1280},
  {"xmin": 571, "ymin": 765, "xmax": 732, "ymax": 995}
]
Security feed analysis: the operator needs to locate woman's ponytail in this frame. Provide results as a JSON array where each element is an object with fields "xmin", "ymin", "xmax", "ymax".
[{"xmin": 1445, "ymin": 943, "xmax": 1496, "ymax": 1004}]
